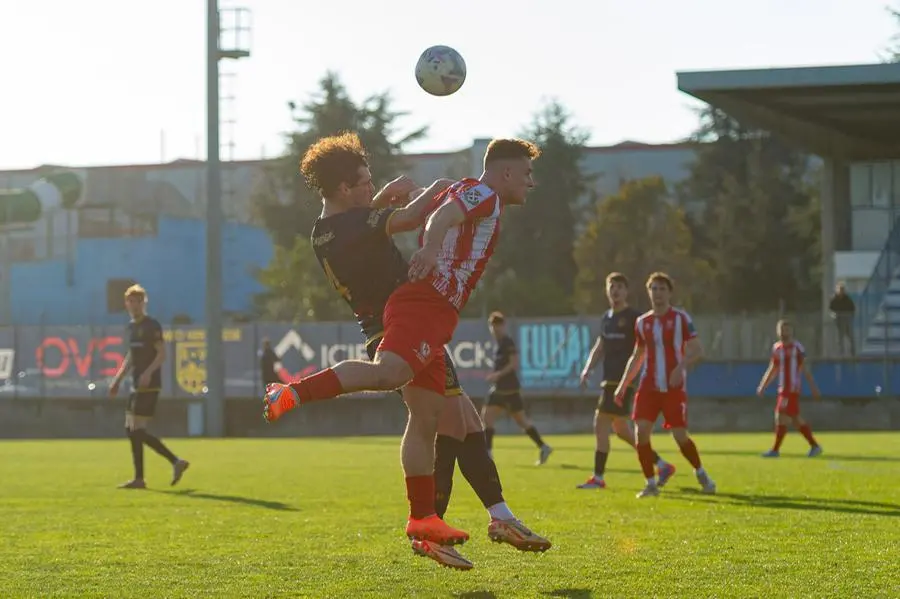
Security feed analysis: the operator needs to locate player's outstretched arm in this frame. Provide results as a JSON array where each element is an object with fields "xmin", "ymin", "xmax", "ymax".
[
  {"xmin": 387, "ymin": 179, "xmax": 454, "ymax": 235},
  {"xmin": 371, "ymin": 175, "xmax": 418, "ymax": 208},
  {"xmin": 408, "ymin": 201, "xmax": 467, "ymax": 281}
]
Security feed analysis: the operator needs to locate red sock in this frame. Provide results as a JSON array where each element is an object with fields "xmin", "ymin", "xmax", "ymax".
[
  {"xmin": 636, "ymin": 443, "xmax": 656, "ymax": 478},
  {"xmin": 677, "ymin": 438, "xmax": 702, "ymax": 469},
  {"xmin": 289, "ymin": 369, "xmax": 344, "ymax": 404},
  {"xmin": 798, "ymin": 424, "xmax": 818, "ymax": 447},
  {"xmin": 773, "ymin": 425, "xmax": 788, "ymax": 451},
  {"xmin": 406, "ymin": 475, "xmax": 436, "ymax": 520}
]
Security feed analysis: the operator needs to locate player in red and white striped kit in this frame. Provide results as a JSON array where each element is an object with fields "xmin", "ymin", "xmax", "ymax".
[
  {"xmin": 265, "ymin": 138, "xmax": 540, "ymax": 547},
  {"xmin": 614, "ymin": 272, "xmax": 717, "ymax": 498},
  {"xmin": 757, "ymin": 319, "xmax": 822, "ymax": 458}
]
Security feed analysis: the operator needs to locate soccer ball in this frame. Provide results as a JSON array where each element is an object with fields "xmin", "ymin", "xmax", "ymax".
[{"xmin": 415, "ymin": 45, "xmax": 466, "ymax": 97}]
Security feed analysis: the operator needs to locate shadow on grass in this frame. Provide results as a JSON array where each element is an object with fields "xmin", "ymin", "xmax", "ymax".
[
  {"xmin": 150, "ymin": 488, "xmax": 298, "ymax": 511},
  {"xmin": 544, "ymin": 589, "xmax": 594, "ymax": 598},
  {"xmin": 671, "ymin": 488, "xmax": 900, "ymax": 517},
  {"xmin": 513, "ymin": 463, "xmax": 633, "ymax": 475},
  {"xmin": 453, "ymin": 592, "xmax": 497, "ymax": 599},
  {"xmin": 699, "ymin": 449, "xmax": 900, "ymax": 463}
]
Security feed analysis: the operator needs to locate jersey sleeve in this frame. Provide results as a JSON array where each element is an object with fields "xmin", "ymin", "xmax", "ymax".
[
  {"xmin": 770, "ymin": 344, "xmax": 781, "ymax": 365},
  {"xmin": 448, "ymin": 183, "xmax": 499, "ymax": 220}
]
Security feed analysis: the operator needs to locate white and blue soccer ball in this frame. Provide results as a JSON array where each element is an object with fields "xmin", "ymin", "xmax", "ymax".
[{"xmin": 415, "ymin": 45, "xmax": 467, "ymax": 97}]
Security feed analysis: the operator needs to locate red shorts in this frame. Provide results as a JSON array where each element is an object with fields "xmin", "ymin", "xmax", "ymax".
[
  {"xmin": 633, "ymin": 388, "xmax": 688, "ymax": 429},
  {"xmin": 776, "ymin": 393, "xmax": 800, "ymax": 417},
  {"xmin": 377, "ymin": 281, "xmax": 459, "ymax": 394}
]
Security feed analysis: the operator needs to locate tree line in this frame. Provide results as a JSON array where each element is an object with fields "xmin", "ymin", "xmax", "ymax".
[{"xmin": 251, "ymin": 72, "xmax": 821, "ymax": 322}]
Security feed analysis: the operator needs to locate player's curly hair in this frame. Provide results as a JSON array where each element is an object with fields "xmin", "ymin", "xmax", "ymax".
[
  {"xmin": 488, "ymin": 311, "xmax": 506, "ymax": 325},
  {"xmin": 300, "ymin": 132, "xmax": 369, "ymax": 197},
  {"xmin": 646, "ymin": 272, "xmax": 674, "ymax": 291},
  {"xmin": 483, "ymin": 138, "xmax": 541, "ymax": 168}
]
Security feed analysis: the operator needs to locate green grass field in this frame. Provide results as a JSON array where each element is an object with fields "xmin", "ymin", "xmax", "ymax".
[{"xmin": 2, "ymin": 432, "xmax": 898, "ymax": 598}]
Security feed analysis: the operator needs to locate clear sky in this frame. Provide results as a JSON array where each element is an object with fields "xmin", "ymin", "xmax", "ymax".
[{"xmin": 1, "ymin": 0, "xmax": 896, "ymax": 169}]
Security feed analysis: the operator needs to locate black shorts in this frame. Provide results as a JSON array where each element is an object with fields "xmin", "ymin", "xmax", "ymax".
[
  {"xmin": 597, "ymin": 383, "xmax": 634, "ymax": 417},
  {"xmin": 127, "ymin": 391, "xmax": 160, "ymax": 417},
  {"xmin": 367, "ymin": 333, "xmax": 461, "ymax": 395},
  {"xmin": 486, "ymin": 390, "xmax": 524, "ymax": 413}
]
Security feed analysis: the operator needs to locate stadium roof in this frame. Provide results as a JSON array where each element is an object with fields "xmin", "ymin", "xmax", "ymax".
[{"xmin": 677, "ymin": 63, "xmax": 900, "ymax": 160}]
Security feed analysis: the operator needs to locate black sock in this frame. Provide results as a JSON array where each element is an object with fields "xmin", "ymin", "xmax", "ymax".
[
  {"xmin": 434, "ymin": 435, "xmax": 460, "ymax": 519},
  {"xmin": 484, "ymin": 427, "xmax": 495, "ymax": 451},
  {"xmin": 524, "ymin": 426, "xmax": 545, "ymax": 448},
  {"xmin": 128, "ymin": 429, "xmax": 144, "ymax": 480},
  {"xmin": 594, "ymin": 451, "xmax": 608, "ymax": 478},
  {"xmin": 140, "ymin": 431, "xmax": 178, "ymax": 464},
  {"xmin": 457, "ymin": 432, "xmax": 504, "ymax": 508}
]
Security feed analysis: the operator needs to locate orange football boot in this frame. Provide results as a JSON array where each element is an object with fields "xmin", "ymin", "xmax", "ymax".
[{"xmin": 406, "ymin": 515, "xmax": 469, "ymax": 546}]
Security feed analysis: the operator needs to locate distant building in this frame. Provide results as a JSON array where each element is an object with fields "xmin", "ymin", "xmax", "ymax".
[{"xmin": 0, "ymin": 140, "xmax": 697, "ymax": 325}]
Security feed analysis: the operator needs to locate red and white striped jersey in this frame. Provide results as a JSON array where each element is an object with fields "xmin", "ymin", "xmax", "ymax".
[
  {"xmin": 635, "ymin": 308, "xmax": 698, "ymax": 392},
  {"xmin": 417, "ymin": 178, "xmax": 501, "ymax": 310},
  {"xmin": 771, "ymin": 341, "xmax": 805, "ymax": 394}
]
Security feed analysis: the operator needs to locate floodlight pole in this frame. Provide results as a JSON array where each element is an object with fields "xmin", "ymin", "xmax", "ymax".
[{"xmin": 206, "ymin": 0, "xmax": 225, "ymax": 437}]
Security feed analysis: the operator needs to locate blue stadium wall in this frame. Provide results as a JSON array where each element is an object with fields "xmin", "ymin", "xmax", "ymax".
[{"xmin": 9, "ymin": 218, "xmax": 274, "ymax": 325}]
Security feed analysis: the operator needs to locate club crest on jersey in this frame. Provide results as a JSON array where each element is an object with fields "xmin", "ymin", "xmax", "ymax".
[
  {"xmin": 461, "ymin": 188, "xmax": 483, "ymax": 208},
  {"xmin": 413, "ymin": 341, "xmax": 431, "ymax": 363}
]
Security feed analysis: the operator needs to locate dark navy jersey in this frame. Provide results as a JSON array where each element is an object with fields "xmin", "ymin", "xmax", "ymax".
[
  {"xmin": 599, "ymin": 307, "xmax": 642, "ymax": 385},
  {"xmin": 311, "ymin": 207, "xmax": 408, "ymax": 341},
  {"xmin": 492, "ymin": 334, "xmax": 520, "ymax": 392},
  {"xmin": 128, "ymin": 315, "xmax": 163, "ymax": 390}
]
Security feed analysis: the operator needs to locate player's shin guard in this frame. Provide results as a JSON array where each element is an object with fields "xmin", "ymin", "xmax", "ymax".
[
  {"xmin": 434, "ymin": 436, "xmax": 461, "ymax": 519},
  {"xmin": 406, "ymin": 475, "xmax": 437, "ymax": 520},
  {"xmin": 636, "ymin": 443, "xmax": 657, "ymax": 479},
  {"xmin": 457, "ymin": 432, "xmax": 505, "ymax": 508},
  {"xmin": 677, "ymin": 438, "xmax": 702, "ymax": 469}
]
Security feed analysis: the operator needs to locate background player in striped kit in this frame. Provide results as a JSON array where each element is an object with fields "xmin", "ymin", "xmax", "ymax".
[
  {"xmin": 615, "ymin": 272, "xmax": 716, "ymax": 498},
  {"xmin": 757, "ymin": 319, "xmax": 823, "ymax": 457}
]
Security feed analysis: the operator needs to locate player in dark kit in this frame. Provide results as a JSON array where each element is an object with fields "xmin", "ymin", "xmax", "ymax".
[
  {"xmin": 109, "ymin": 284, "xmax": 189, "ymax": 489},
  {"xmin": 269, "ymin": 132, "xmax": 549, "ymax": 570},
  {"xmin": 482, "ymin": 312, "xmax": 552, "ymax": 465},
  {"xmin": 577, "ymin": 273, "xmax": 674, "ymax": 489}
]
